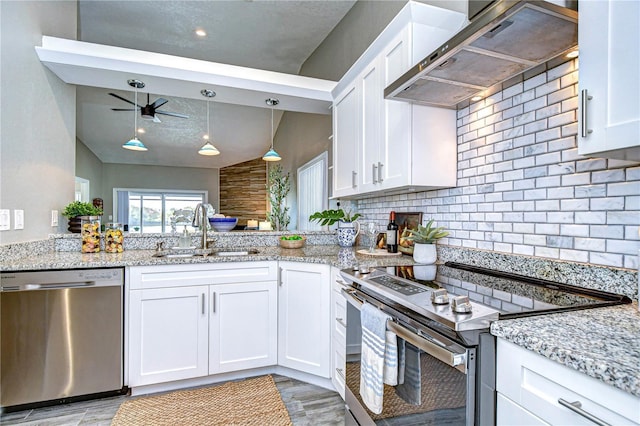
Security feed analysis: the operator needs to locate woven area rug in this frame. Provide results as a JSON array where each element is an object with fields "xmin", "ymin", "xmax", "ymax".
[{"xmin": 111, "ymin": 375, "xmax": 292, "ymax": 426}]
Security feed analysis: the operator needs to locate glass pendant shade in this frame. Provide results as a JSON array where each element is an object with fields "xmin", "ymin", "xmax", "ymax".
[
  {"xmin": 263, "ymin": 98, "xmax": 281, "ymax": 162},
  {"xmin": 198, "ymin": 142, "xmax": 220, "ymax": 156},
  {"xmin": 123, "ymin": 79, "xmax": 147, "ymax": 152},
  {"xmin": 123, "ymin": 137, "xmax": 148, "ymax": 151}
]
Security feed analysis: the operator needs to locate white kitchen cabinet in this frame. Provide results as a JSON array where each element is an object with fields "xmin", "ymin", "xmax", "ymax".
[
  {"xmin": 209, "ymin": 281, "xmax": 277, "ymax": 374},
  {"xmin": 578, "ymin": 0, "xmax": 640, "ymax": 160},
  {"xmin": 278, "ymin": 261, "xmax": 331, "ymax": 378},
  {"xmin": 333, "ymin": 83, "xmax": 360, "ymax": 198},
  {"xmin": 129, "ymin": 285, "xmax": 209, "ymax": 386},
  {"xmin": 496, "ymin": 338, "xmax": 640, "ymax": 426},
  {"xmin": 331, "ymin": 3, "xmax": 461, "ymax": 199},
  {"xmin": 330, "ymin": 267, "xmax": 348, "ymax": 398},
  {"xmin": 128, "ymin": 262, "xmax": 278, "ymax": 387}
]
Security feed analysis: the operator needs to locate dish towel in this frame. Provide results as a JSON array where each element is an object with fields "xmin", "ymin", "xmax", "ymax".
[
  {"xmin": 396, "ymin": 340, "xmax": 422, "ymax": 405},
  {"xmin": 359, "ymin": 302, "xmax": 397, "ymax": 414}
]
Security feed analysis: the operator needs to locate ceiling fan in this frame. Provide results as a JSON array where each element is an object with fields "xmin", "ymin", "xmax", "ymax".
[{"xmin": 109, "ymin": 92, "xmax": 189, "ymax": 123}]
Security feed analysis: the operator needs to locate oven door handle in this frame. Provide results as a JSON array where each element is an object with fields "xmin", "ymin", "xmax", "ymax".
[{"xmin": 341, "ymin": 288, "xmax": 467, "ymax": 371}]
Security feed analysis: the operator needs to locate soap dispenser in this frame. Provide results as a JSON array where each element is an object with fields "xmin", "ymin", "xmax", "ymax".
[{"xmin": 179, "ymin": 226, "xmax": 191, "ymax": 248}]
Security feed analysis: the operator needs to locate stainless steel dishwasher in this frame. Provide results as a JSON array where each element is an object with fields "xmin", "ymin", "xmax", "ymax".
[{"xmin": 1, "ymin": 268, "xmax": 126, "ymax": 411}]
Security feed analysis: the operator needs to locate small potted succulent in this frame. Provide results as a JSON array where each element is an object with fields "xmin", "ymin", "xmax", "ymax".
[
  {"xmin": 405, "ymin": 220, "xmax": 449, "ymax": 264},
  {"xmin": 309, "ymin": 206, "xmax": 362, "ymax": 247},
  {"xmin": 62, "ymin": 201, "xmax": 103, "ymax": 233}
]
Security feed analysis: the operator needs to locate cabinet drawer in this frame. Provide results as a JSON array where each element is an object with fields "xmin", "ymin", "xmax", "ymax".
[
  {"xmin": 332, "ymin": 337, "xmax": 346, "ymax": 399},
  {"xmin": 334, "ymin": 296, "xmax": 347, "ymax": 341},
  {"xmin": 128, "ymin": 262, "xmax": 277, "ymax": 289},
  {"xmin": 497, "ymin": 339, "xmax": 640, "ymax": 425},
  {"xmin": 497, "ymin": 393, "xmax": 548, "ymax": 425}
]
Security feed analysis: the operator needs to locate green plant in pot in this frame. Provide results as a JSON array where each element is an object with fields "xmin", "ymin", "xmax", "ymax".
[
  {"xmin": 309, "ymin": 204, "xmax": 362, "ymax": 247},
  {"xmin": 405, "ymin": 219, "xmax": 449, "ymax": 264},
  {"xmin": 62, "ymin": 201, "xmax": 103, "ymax": 233}
]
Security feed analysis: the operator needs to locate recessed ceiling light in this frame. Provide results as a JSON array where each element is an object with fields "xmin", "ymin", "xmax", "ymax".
[
  {"xmin": 471, "ymin": 95, "xmax": 483, "ymax": 102},
  {"xmin": 566, "ymin": 50, "xmax": 579, "ymax": 58},
  {"xmin": 137, "ymin": 128, "xmax": 145, "ymax": 134},
  {"xmin": 195, "ymin": 29, "xmax": 207, "ymax": 37}
]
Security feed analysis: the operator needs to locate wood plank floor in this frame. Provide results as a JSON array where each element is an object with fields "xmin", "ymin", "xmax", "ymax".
[{"xmin": 0, "ymin": 375, "xmax": 346, "ymax": 426}]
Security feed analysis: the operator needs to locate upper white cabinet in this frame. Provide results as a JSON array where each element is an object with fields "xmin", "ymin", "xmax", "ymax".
[
  {"xmin": 278, "ymin": 261, "xmax": 331, "ymax": 378},
  {"xmin": 578, "ymin": 0, "xmax": 640, "ymax": 160},
  {"xmin": 332, "ymin": 2, "xmax": 465, "ymax": 199}
]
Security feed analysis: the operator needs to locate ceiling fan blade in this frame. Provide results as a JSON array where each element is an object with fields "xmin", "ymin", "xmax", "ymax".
[
  {"xmin": 111, "ymin": 108, "xmax": 137, "ymax": 111},
  {"xmin": 156, "ymin": 111, "xmax": 189, "ymax": 119},
  {"xmin": 108, "ymin": 92, "xmax": 141, "ymax": 108},
  {"xmin": 151, "ymin": 98, "xmax": 168, "ymax": 109}
]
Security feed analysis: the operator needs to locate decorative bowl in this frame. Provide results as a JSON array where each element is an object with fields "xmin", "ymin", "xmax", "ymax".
[
  {"xmin": 279, "ymin": 236, "xmax": 306, "ymax": 249},
  {"xmin": 209, "ymin": 217, "xmax": 238, "ymax": 232}
]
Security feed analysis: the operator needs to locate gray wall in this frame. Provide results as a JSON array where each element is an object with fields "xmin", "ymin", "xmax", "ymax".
[
  {"xmin": 0, "ymin": 1, "xmax": 77, "ymax": 242},
  {"xmin": 101, "ymin": 163, "xmax": 220, "ymax": 222}
]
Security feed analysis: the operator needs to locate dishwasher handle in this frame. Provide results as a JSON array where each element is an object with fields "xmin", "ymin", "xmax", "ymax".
[{"xmin": 2, "ymin": 281, "xmax": 96, "ymax": 291}]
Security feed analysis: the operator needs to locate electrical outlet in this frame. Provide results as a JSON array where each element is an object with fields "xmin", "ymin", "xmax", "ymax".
[
  {"xmin": 51, "ymin": 210, "xmax": 59, "ymax": 227},
  {"xmin": 14, "ymin": 210, "xmax": 24, "ymax": 230},
  {"xmin": 0, "ymin": 209, "xmax": 9, "ymax": 231}
]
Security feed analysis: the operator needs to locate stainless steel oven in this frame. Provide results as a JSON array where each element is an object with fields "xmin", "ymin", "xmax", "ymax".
[{"xmin": 338, "ymin": 262, "xmax": 631, "ymax": 426}]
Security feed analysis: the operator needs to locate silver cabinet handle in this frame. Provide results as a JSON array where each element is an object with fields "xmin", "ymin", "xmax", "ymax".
[
  {"xmin": 581, "ymin": 89, "xmax": 593, "ymax": 138},
  {"xmin": 279, "ymin": 267, "xmax": 283, "ymax": 287},
  {"xmin": 335, "ymin": 279, "xmax": 349, "ymax": 288},
  {"xmin": 372, "ymin": 163, "xmax": 378, "ymax": 183},
  {"xmin": 377, "ymin": 162, "xmax": 384, "ymax": 183},
  {"xmin": 352, "ymin": 171, "xmax": 357, "ymax": 188},
  {"xmin": 211, "ymin": 291, "xmax": 216, "ymax": 313},
  {"xmin": 201, "ymin": 293, "xmax": 205, "ymax": 315},
  {"xmin": 335, "ymin": 367, "xmax": 345, "ymax": 380},
  {"xmin": 336, "ymin": 317, "xmax": 347, "ymax": 328},
  {"xmin": 558, "ymin": 398, "xmax": 610, "ymax": 426}
]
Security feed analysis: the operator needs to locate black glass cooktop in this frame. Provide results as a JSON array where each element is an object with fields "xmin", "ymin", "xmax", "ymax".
[{"xmin": 376, "ymin": 262, "xmax": 631, "ymax": 318}]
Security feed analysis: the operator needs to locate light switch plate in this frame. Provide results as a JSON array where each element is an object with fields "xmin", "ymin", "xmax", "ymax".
[
  {"xmin": 51, "ymin": 210, "xmax": 59, "ymax": 227},
  {"xmin": 0, "ymin": 209, "xmax": 9, "ymax": 231},
  {"xmin": 14, "ymin": 210, "xmax": 24, "ymax": 230}
]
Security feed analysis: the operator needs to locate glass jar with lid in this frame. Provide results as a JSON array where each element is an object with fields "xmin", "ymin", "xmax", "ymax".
[
  {"xmin": 80, "ymin": 216, "xmax": 101, "ymax": 253},
  {"xmin": 105, "ymin": 223, "xmax": 124, "ymax": 253}
]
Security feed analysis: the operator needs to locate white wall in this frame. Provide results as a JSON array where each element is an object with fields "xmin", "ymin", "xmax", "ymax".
[{"xmin": 0, "ymin": 1, "xmax": 77, "ymax": 242}]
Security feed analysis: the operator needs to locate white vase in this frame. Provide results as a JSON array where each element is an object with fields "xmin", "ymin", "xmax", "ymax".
[
  {"xmin": 413, "ymin": 243, "xmax": 437, "ymax": 264},
  {"xmin": 337, "ymin": 220, "xmax": 360, "ymax": 247}
]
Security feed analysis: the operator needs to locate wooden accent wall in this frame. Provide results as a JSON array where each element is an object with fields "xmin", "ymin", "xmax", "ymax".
[{"xmin": 219, "ymin": 158, "xmax": 267, "ymax": 226}]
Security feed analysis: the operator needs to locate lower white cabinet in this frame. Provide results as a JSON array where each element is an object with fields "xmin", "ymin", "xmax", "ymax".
[
  {"xmin": 209, "ymin": 281, "xmax": 277, "ymax": 374},
  {"xmin": 278, "ymin": 261, "xmax": 331, "ymax": 378},
  {"xmin": 128, "ymin": 262, "xmax": 278, "ymax": 387},
  {"xmin": 129, "ymin": 285, "xmax": 209, "ymax": 386},
  {"xmin": 496, "ymin": 338, "xmax": 640, "ymax": 426},
  {"xmin": 330, "ymin": 267, "xmax": 348, "ymax": 398}
]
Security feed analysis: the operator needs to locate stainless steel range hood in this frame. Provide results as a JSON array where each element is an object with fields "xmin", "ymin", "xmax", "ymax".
[{"xmin": 384, "ymin": 0, "xmax": 578, "ymax": 108}]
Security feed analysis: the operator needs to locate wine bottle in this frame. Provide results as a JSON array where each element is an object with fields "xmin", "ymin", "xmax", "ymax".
[{"xmin": 386, "ymin": 211, "xmax": 398, "ymax": 253}]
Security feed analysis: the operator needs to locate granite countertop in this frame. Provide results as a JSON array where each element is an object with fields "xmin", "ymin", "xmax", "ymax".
[
  {"xmin": 0, "ymin": 245, "xmax": 416, "ymax": 272},
  {"xmin": 491, "ymin": 303, "xmax": 640, "ymax": 398}
]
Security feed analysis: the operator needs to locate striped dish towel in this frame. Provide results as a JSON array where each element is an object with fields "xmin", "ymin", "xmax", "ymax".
[{"xmin": 359, "ymin": 303, "xmax": 397, "ymax": 414}]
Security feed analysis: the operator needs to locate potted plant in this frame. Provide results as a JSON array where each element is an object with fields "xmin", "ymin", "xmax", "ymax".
[
  {"xmin": 62, "ymin": 201, "xmax": 103, "ymax": 233},
  {"xmin": 309, "ymin": 204, "xmax": 362, "ymax": 247},
  {"xmin": 405, "ymin": 219, "xmax": 449, "ymax": 264}
]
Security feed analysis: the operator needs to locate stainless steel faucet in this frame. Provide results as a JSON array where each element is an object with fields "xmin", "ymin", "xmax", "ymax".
[{"xmin": 192, "ymin": 203, "xmax": 209, "ymax": 249}]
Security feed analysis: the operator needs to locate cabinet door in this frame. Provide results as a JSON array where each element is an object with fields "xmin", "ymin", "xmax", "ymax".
[
  {"xmin": 209, "ymin": 281, "xmax": 277, "ymax": 374},
  {"xmin": 333, "ymin": 84, "xmax": 360, "ymax": 198},
  {"xmin": 278, "ymin": 262, "xmax": 331, "ymax": 377},
  {"xmin": 578, "ymin": 0, "xmax": 640, "ymax": 160},
  {"xmin": 129, "ymin": 286, "xmax": 209, "ymax": 386},
  {"xmin": 330, "ymin": 267, "xmax": 348, "ymax": 398},
  {"xmin": 381, "ymin": 28, "xmax": 412, "ymax": 189},
  {"xmin": 360, "ymin": 59, "xmax": 383, "ymax": 193}
]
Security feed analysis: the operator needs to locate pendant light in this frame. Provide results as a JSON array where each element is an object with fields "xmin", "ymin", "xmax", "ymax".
[
  {"xmin": 199, "ymin": 89, "xmax": 220, "ymax": 156},
  {"xmin": 122, "ymin": 79, "xmax": 148, "ymax": 151},
  {"xmin": 262, "ymin": 98, "xmax": 281, "ymax": 162}
]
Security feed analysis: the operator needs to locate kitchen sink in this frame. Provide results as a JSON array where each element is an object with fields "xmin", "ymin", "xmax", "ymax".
[{"xmin": 153, "ymin": 249, "xmax": 259, "ymax": 258}]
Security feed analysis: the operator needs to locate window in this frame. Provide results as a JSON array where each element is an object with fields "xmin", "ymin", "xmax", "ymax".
[
  {"xmin": 115, "ymin": 189, "xmax": 207, "ymax": 233},
  {"xmin": 297, "ymin": 152, "xmax": 328, "ymax": 230}
]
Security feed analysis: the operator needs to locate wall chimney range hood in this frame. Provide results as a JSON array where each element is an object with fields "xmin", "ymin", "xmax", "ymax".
[{"xmin": 384, "ymin": 0, "xmax": 578, "ymax": 108}]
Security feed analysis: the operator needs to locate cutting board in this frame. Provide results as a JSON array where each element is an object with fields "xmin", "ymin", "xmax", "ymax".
[{"xmin": 356, "ymin": 249, "xmax": 403, "ymax": 256}]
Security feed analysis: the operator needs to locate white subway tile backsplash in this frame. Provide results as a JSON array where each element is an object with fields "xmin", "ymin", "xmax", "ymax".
[{"xmin": 356, "ymin": 63, "xmax": 638, "ymax": 270}]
